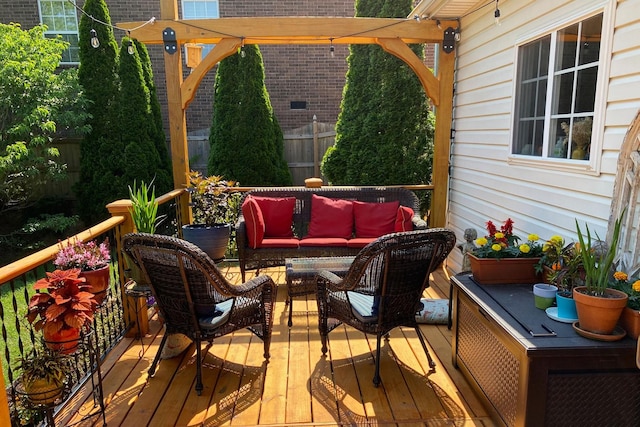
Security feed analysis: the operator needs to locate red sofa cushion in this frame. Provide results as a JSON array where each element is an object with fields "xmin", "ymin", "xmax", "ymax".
[
  {"xmin": 306, "ymin": 195, "xmax": 354, "ymax": 239},
  {"xmin": 252, "ymin": 196, "xmax": 296, "ymax": 238},
  {"xmin": 241, "ymin": 197, "xmax": 265, "ymax": 249},
  {"xmin": 346, "ymin": 238, "xmax": 377, "ymax": 248},
  {"xmin": 353, "ymin": 200, "xmax": 399, "ymax": 238},
  {"xmin": 260, "ymin": 238, "xmax": 300, "ymax": 248},
  {"xmin": 395, "ymin": 206, "xmax": 415, "ymax": 232},
  {"xmin": 299, "ymin": 237, "xmax": 349, "ymax": 247}
]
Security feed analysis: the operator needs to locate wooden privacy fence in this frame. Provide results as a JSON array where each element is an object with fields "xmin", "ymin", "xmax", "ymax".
[{"xmin": 283, "ymin": 117, "xmax": 336, "ymax": 185}]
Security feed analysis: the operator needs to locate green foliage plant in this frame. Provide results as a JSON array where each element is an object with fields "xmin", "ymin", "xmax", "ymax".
[
  {"xmin": 128, "ymin": 180, "xmax": 160, "ymax": 234},
  {"xmin": 0, "ymin": 23, "xmax": 89, "ymax": 213},
  {"xmin": 15, "ymin": 345, "xmax": 69, "ymax": 398},
  {"xmin": 187, "ymin": 171, "xmax": 242, "ymax": 227},
  {"xmin": 575, "ymin": 210, "xmax": 624, "ymax": 296}
]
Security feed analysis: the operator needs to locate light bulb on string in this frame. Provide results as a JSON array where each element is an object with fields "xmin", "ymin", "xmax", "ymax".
[
  {"xmin": 494, "ymin": 0, "xmax": 501, "ymax": 26},
  {"xmin": 240, "ymin": 38, "xmax": 246, "ymax": 58},
  {"xmin": 127, "ymin": 38, "xmax": 134, "ymax": 55},
  {"xmin": 90, "ymin": 29, "xmax": 100, "ymax": 48},
  {"xmin": 329, "ymin": 39, "xmax": 335, "ymax": 58}
]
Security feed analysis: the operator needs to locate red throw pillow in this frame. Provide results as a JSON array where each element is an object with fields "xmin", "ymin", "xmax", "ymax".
[
  {"xmin": 241, "ymin": 197, "xmax": 265, "ymax": 249},
  {"xmin": 353, "ymin": 201, "xmax": 399, "ymax": 238},
  {"xmin": 395, "ymin": 206, "xmax": 415, "ymax": 232},
  {"xmin": 306, "ymin": 194, "xmax": 354, "ymax": 238},
  {"xmin": 252, "ymin": 196, "xmax": 296, "ymax": 237}
]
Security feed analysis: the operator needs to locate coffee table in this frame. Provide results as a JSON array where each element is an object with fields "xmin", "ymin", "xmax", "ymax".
[{"xmin": 285, "ymin": 256, "xmax": 355, "ymax": 327}]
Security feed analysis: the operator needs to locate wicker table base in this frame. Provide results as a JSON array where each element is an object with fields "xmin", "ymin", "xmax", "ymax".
[{"xmin": 285, "ymin": 256, "xmax": 355, "ymax": 327}]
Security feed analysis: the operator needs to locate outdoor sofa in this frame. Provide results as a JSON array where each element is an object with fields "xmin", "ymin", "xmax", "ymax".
[{"xmin": 236, "ymin": 186, "xmax": 427, "ymax": 281}]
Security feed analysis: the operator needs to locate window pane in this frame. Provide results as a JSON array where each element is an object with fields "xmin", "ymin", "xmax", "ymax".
[
  {"xmin": 548, "ymin": 119, "xmax": 568, "ymax": 158},
  {"xmin": 553, "ymin": 72, "xmax": 574, "ymax": 115},
  {"xmin": 575, "ymin": 67, "xmax": 598, "ymax": 113},
  {"xmin": 556, "ymin": 24, "xmax": 578, "ymax": 71},
  {"xmin": 580, "ymin": 15, "xmax": 602, "ymax": 65},
  {"xmin": 562, "ymin": 117, "xmax": 592, "ymax": 160},
  {"xmin": 39, "ymin": 0, "xmax": 78, "ymax": 64}
]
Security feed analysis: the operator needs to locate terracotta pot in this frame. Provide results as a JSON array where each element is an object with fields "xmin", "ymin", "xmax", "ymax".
[
  {"xmin": 573, "ymin": 286, "xmax": 628, "ymax": 335},
  {"xmin": 619, "ymin": 307, "xmax": 640, "ymax": 340},
  {"xmin": 469, "ymin": 254, "xmax": 542, "ymax": 285},
  {"xmin": 80, "ymin": 265, "xmax": 110, "ymax": 304},
  {"xmin": 44, "ymin": 327, "xmax": 81, "ymax": 355}
]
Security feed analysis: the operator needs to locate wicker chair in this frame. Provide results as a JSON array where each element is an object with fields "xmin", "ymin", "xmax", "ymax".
[
  {"xmin": 316, "ymin": 229, "xmax": 456, "ymax": 387},
  {"xmin": 122, "ymin": 233, "xmax": 276, "ymax": 395}
]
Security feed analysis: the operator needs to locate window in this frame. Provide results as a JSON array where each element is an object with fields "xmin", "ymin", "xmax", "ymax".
[
  {"xmin": 512, "ymin": 14, "xmax": 602, "ymax": 161},
  {"xmin": 182, "ymin": 0, "xmax": 220, "ymax": 58},
  {"xmin": 38, "ymin": 0, "xmax": 80, "ymax": 64}
]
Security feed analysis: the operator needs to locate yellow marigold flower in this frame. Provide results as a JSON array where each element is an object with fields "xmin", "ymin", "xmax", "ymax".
[
  {"xmin": 520, "ymin": 244, "xmax": 531, "ymax": 253},
  {"xmin": 494, "ymin": 232, "xmax": 504, "ymax": 239},
  {"xmin": 528, "ymin": 234, "xmax": 539, "ymax": 241},
  {"xmin": 491, "ymin": 244, "xmax": 502, "ymax": 252},
  {"xmin": 475, "ymin": 237, "xmax": 488, "ymax": 246},
  {"xmin": 613, "ymin": 271, "xmax": 628, "ymax": 281},
  {"xmin": 550, "ymin": 235, "xmax": 564, "ymax": 245},
  {"xmin": 633, "ymin": 280, "xmax": 640, "ymax": 292},
  {"xmin": 542, "ymin": 243, "xmax": 551, "ymax": 252}
]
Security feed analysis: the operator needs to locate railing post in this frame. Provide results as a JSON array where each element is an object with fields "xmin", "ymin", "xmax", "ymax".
[
  {"xmin": 106, "ymin": 200, "xmax": 149, "ymax": 338},
  {"xmin": 0, "ymin": 366, "xmax": 10, "ymax": 427}
]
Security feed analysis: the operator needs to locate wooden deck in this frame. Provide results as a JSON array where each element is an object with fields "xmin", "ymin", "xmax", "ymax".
[{"xmin": 56, "ymin": 266, "xmax": 495, "ymax": 427}]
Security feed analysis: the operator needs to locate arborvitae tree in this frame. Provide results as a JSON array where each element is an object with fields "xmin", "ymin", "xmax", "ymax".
[
  {"xmin": 322, "ymin": 0, "xmax": 434, "ymax": 187},
  {"xmin": 74, "ymin": 0, "xmax": 120, "ymax": 223},
  {"xmin": 135, "ymin": 39, "xmax": 173, "ymax": 191},
  {"xmin": 208, "ymin": 45, "xmax": 292, "ymax": 186}
]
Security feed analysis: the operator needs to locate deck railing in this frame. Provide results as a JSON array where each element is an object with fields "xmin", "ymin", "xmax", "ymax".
[{"xmin": 0, "ymin": 183, "xmax": 432, "ymax": 426}]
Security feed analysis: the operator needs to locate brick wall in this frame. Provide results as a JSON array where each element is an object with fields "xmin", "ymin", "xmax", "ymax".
[{"xmin": 1, "ymin": 0, "xmax": 434, "ymax": 135}]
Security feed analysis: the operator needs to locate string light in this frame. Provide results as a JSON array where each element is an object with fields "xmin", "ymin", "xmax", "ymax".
[
  {"xmin": 329, "ymin": 38, "xmax": 335, "ymax": 58},
  {"xmin": 128, "ymin": 39, "xmax": 135, "ymax": 55},
  {"xmin": 240, "ymin": 37, "xmax": 246, "ymax": 58},
  {"xmin": 494, "ymin": 0, "xmax": 501, "ymax": 26},
  {"xmin": 90, "ymin": 28, "xmax": 100, "ymax": 48}
]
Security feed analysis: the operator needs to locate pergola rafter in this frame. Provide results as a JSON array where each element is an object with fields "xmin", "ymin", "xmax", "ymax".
[{"xmin": 118, "ymin": 0, "xmax": 456, "ymax": 227}]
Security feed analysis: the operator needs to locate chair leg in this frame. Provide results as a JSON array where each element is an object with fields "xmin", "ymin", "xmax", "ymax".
[
  {"xmin": 288, "ymin": 297, "xmax": 294, "ymax": 327},
  {"xmin": 195, "ymin": 338, "xmax": 203, "ymax": 395},
  {"xmin": 148, "ymin": 332, "xmax": 169, "ymax": 376},
  {"xmin": 373, "ymin": 333, "xmax": 382, "ymax": 387},
  {"xmin": 415, "ymin": 326, "xmax": 436, "ymax": 370}
]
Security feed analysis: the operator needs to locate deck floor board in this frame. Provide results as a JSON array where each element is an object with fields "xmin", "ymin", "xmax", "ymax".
[{"xmin": 57, "ymin": 265, "xmax": 495, "ymax": 426}]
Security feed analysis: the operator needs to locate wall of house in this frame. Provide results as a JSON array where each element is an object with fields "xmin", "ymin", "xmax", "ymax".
[{"xmin": 447, "ymin": 0, "xmax": 640, "ymax": 273}]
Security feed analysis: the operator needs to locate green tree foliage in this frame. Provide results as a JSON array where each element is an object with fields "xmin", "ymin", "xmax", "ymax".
[
  {"xmin": 208, "ymin": 45, "xmax": 292, "ymax": 186},
  {"xmin": 322, "ymin": 0, "xmax": 434, "ymax": 188},
  {"xmin": 75, "ymin": 0, "xmax": 120, "ymax": 223},
  {"xmin": 0, "ymin": 23, "xmax": 89, "ymax": 213}
]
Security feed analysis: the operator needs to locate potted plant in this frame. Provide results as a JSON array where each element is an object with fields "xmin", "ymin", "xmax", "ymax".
[
  {"xmin": 609, "ymin": 271, "xmax": 640, "ymax": 339},
  {"xmin": 26, "ymin": 269, "xmax": 98, "ymax": 354},
  {"xmin": 469, "ymin": 218, "xmax": 544, "ymax": 284},
  {"xmin": 15, "ymin": 346, "xmax": 69, "ymax": 406},
  {"xmin": 572, "ymin": 211, "xmax": 628, "ymax": 336},
  {"xmin": 182, "ymin": 170, "xmax": 242, "ymax": 262},
  {"xmin": 54, "ymin": 237, "xmax": 111, "ymax": 304},
  {"xmin": 128, "ymin": 179, "xmax": 164, "ymax": 234}
]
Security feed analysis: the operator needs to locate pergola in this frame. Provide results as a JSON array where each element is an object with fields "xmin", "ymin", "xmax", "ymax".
[{"xmin": 120, "ymin": 0, "xmax": 457, "ymax": 227}]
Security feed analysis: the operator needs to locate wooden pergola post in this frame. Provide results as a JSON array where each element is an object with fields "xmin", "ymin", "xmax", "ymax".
[{"xmin": 120, "ymin": 4, "xmax": 457, "ymax": 227}]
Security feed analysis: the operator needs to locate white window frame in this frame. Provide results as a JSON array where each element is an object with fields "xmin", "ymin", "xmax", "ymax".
[
  {"xmin": 38, "ymin": 0, "xmax": 80, "ymax": 64},
  {"xmin": 508, "ymin": 3, "xmax": 615, "ymax": 175},
  {"xmin": 181, "ymin": 0, "xmax": 220, "ymax": 59}
]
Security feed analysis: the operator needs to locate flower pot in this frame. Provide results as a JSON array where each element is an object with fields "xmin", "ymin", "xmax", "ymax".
[
  {"xmin": 469, "ymin": 254, "xmax": 542, "ymax": 285},
  {"xmin": 556, "ymin": 291, "xmax": 578, "ymax": 320},
  {"xmin": 573, "ymin": 286, "xmax": 628, "ymax": 335},
  {"xmin": 619, "ymin": 307, "xmax": 640, "ymax": 340},
  {"xmin": 182, "ymin": 223, "xmax": 230, "ymax": 262},
  {"xmin": 80, "ymin": 265, "xmax": 110, "ymax": 305},
  {"xmin": 44, "ymin": 327, "xmax": 81, "ymax": 355},
  {"xmin": 533, "ymin": 283, "xmax": 557, "ymax": 309},
  {"xmin": 23, "ymin": 377, "xmax": 65, "ymax": 405}
]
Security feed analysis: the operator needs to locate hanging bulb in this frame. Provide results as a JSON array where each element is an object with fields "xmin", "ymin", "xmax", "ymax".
[
  {"xmin": 494, "ymin": 1, "xmax": 501, "ymax": 26},
  {"xmin": 90, "ymin": 29, "xmax": 100, "ymax": 48},
  {"xmin": 127, "ymin": 40, "xmax": 135, "ymax": 55},
  {"xmin": 240, "ymin": 38, "xmax": 246, "ymax": 58},
  {"xmin": 329, "ymin": 39, "xmax": 335, "ymax": 58}
]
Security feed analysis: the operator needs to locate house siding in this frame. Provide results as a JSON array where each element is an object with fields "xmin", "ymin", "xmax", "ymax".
[{"xmin": 447, "ymin": 0, "xmax": 640, "ymax": 273}]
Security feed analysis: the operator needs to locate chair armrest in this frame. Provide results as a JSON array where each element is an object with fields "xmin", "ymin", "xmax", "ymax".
[
  {"xmin": 231, "ymin": 274, "xmax": 274, "ymax": 296},
  {"xmin": 317, "ymin": 270, "xmax": 355, "ymax": 292},
  {"xmin": 413, "ymin": 216, "xmax": 428, "ymax": 229}
]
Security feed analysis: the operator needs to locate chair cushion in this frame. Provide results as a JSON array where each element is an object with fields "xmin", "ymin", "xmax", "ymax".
[
  {"xmin": 242, "ymin": 197, "xmax": 265, "ymax": 249},
  {"xmin": 198, "ymin": 299, "xmax": 234, "ymax": 330},
  {"xmin": 346, "ymin": 291, "xmax": 379, "ymax": 323},
  {"xmin": 299, "ymin": 237, "xmax": 349, "ymax": 247},
  {"xmin": 415, "ymin": 298, "xmax": 449, "ymax": 324},
  {"xmin": 353, "ymin": 200, "xmax": 399, "ymax": 238},
  {"xmin": 259, "ymin": 238, "xmax": 300, "ymax": 248},
  {"xmin": 346, "ymin": 238, "xmax": 376, "ymax": 248},
  {"xmin": 395, "ymin": 206, "xmax": 415, "ymax": 232},
  {"xmin": 160, "ymin": 332, "xmax": 193, "ymax": 359},
  {"xmin": 252, "ymin": 196, "xmax": 296, "ymax": 237},
  {"xmin": 306, "ymin": 195, "xmax": 354, "ymax": 238}
]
